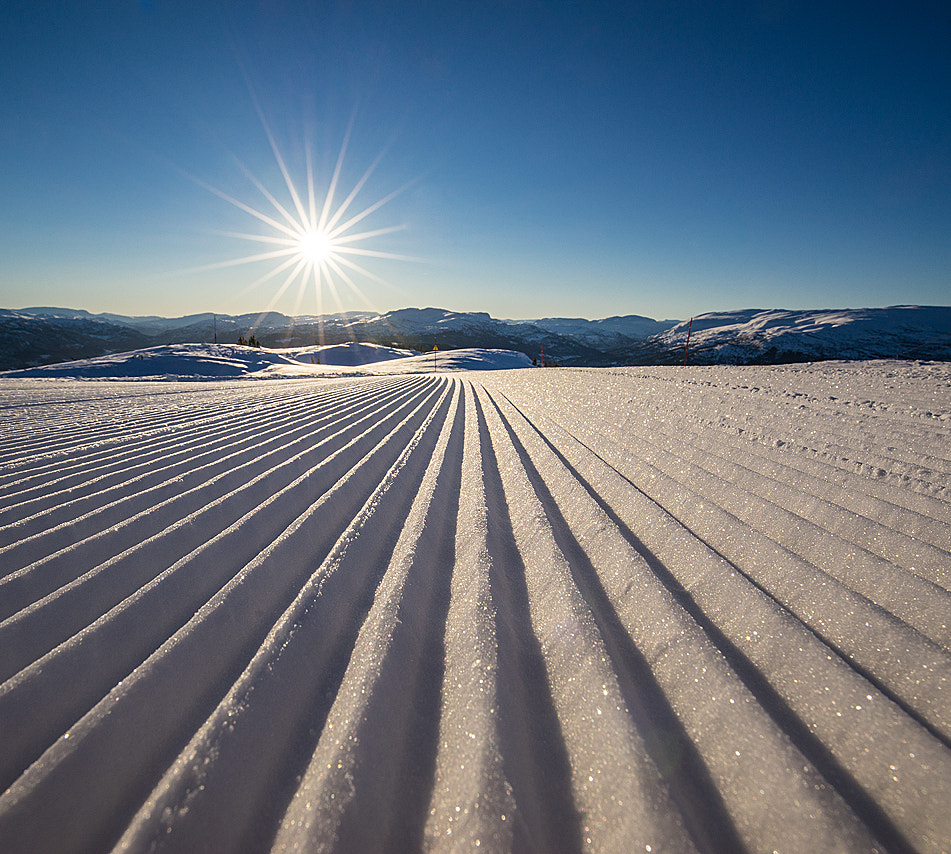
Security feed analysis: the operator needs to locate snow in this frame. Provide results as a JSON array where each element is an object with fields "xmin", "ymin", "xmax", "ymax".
[
  {"xmin": 509, "ymin": 314, "xmax": 679, "ymax": 348},
  {"xmin": 0, "ymin": 342, "xmax": 532, "ymax": 380},
  {"xmin": 285, "ymin": 341, "xmax": 418, "ymax": 366},
  {"xmin": 665, "ymin": 306, "xmax": 951, "ymax": 363},
  {"xmin": 8, "ymin": 305, "xmax": 950, "ymax": 370},
  {"xmin": 1, "ymin": 355, "xmax": 950, "ymax": 853}
]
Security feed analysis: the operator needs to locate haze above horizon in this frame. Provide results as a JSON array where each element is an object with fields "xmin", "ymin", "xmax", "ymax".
[{"xmin": 2, "ymin": 1, "xmax": 949, "ymax": 322}]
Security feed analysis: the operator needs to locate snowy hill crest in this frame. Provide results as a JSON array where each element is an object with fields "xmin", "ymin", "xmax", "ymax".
[
  {"xmin": 2, "ymin": 305, "xmax": 950, "ymax": 371},
  {"xmin": 659, "ymin": 306, "xmax": 951, "ymax": 365}
]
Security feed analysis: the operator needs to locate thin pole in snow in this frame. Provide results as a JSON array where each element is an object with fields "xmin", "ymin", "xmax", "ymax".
[
  {"xmin": 683, "ymin": 316, "xmax": 694, "ymax": 366},
  {"xmin": 433, "ymin": 337, "xmax": 438, "ymax": 373}
]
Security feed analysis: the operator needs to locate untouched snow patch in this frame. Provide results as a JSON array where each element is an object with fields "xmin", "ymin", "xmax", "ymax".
[{"xmin": 1, "ymin": 342, "xmax": 532, "ymax": 380}]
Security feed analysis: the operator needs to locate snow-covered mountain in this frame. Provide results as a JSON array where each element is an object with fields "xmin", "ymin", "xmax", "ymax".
[
  {"xmin": 624, "ymin": 306, "xmax": 951, "ymax": 365},
  {"xmin": 0, "ymin": 311, "xmax": 152, "ymax": 371},
  {"xmin": 3, "ymin": 305, "xmax": 950, "ymax": 371},
  {"xmin": 510, "ymin": 314, "xmax": 679, "ymax": 350},
  {"xmin": 1, "ymin": 307, "xmax": 604, "ymax": 369}
]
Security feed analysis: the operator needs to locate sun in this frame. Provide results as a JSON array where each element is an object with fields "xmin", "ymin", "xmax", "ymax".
[
  {"xmin": 296, "ymin": 228, "xmax": 334, "ymax": 265},
  {"xmin": 184, "ymin": 111, "xmax": 417, "ymax": 324}
]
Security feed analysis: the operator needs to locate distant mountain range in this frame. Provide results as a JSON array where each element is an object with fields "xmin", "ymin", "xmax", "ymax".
[
  {"xmin": 635, "ymin": 306, "xmax": 951, "ymax": 365},
  {"xmin": 1, "ymin": 305, "xmax": 949, "ymax": 371}
]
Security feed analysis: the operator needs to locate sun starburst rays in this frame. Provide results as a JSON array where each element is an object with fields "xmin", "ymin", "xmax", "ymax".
[
  {"xmin": 180, "ymin": 112, "xmax": 417, "ymax": 332},
  {"xmin": 226, "ymin": 161, "xmax": 408, "ymax": 314}
]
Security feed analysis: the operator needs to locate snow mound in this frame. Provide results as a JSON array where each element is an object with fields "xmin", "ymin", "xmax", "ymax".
[
  {"xmin": 367, "ymin": 348, "xmax": 534, "ymax": 373},
  {"xmin": 286, "ymin": 342, "xmax": 418, "ymax": 367},
  {"xmin": 0, "ymin": 344, "xmax": 302, "ymax": 380},
  {"xmin": 1, "ymin": 343, "xmax": 531, "ymax": 380}
]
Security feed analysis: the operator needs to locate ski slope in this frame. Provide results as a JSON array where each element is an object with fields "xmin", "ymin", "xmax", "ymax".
[{"xmin": 1, "ymin": 359, "xmax": 950, "ymax": 853}]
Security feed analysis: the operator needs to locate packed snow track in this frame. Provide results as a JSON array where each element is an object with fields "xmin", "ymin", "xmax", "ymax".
[{"xmin": 1, "ymin": 361, "xmax": 950, "ymax": 853}]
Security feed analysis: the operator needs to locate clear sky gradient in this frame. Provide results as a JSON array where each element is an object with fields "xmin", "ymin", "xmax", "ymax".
[{"xmin": 2, "ymin": 0, "xmax": 948, "ymax": 321}]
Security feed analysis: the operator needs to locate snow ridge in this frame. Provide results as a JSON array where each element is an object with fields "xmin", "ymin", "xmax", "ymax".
[{"xmin": 1, "ymin": 361, "xmax": 950, "ymax": 853}]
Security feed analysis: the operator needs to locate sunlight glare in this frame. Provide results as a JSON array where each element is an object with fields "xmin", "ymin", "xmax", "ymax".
[
  {"xmin": 296, "ymin": 228, "xmax": 333, "ymax": 264},
  {"xmin": 182, "ymin": 106, "xmax": 419, "ymax": 328}
]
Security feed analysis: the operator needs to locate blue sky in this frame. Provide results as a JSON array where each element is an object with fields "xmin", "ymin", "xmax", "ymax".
[{"xmin": 1, "ymin": 1, "xmax": 948, "ymax": 321}]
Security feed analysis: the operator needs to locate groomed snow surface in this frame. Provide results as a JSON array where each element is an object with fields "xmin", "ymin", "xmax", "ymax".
[{"xmin": 1, "ymin": 355, "xmax": 950, "ymax": 853}]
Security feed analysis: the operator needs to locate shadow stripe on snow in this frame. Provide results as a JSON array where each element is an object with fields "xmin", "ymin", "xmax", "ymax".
[
  {"xmin": 478, "ymin": 388, "xmax": 710, "ymax": 853},
  {"xmin": 0, "ymin": 377, "xmax": 433, "ymax": 621},
  {"xmin": 262, "ymin": 381, "xmax": 465, "ymax": 853},
  {"xmin": 0, "ymin": 378, "xmax": 397, "ymax": 518},
  {"xmin": 109, "ymin": 379, "xmax": 462, "ymax": 854},
  {"xmin": 0, "ymin": 377, "xmax": 426, "ymax": 569},
  {"xmin": 492, "ymin": 406, "xmax": 748, "ymax": 851},
  {"xmin": 514, "ymin": 398, "xmax": 951, "ymax": 734},
  {"xmin": 504, "ymin": 407, "xmax": 950, "ymax": 854},
  {"xmin": 623, "ymin": 419, "xmax": 951, "ymax": 586},
  {"xmin": 489, "ymin": 389, "xmax": 906, "ymax": 853},
  {"xmin": 485, "ymin": 390, "xmax": 751, "ymax": 854},
  {"xmin": 665, "ymin": 411, "xmax": 951, "ymax": 552},
  {"xmin": 0, "ymin": 378, "xmax": 394, "ymax": 485},
  {"xmin": 469, "ymin": 389, "xmax": 586, "ymax": 854},
  {"xmin": 0, "ymin": 379, "xmax": 439, "ymax": 683},
  {"xmin": 0, "ymin": 377, "xmax": 447, "ymax": 797},
  {"xmin": 422, "ymin": 380, "xmax": 517, "ymax": 850}
]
